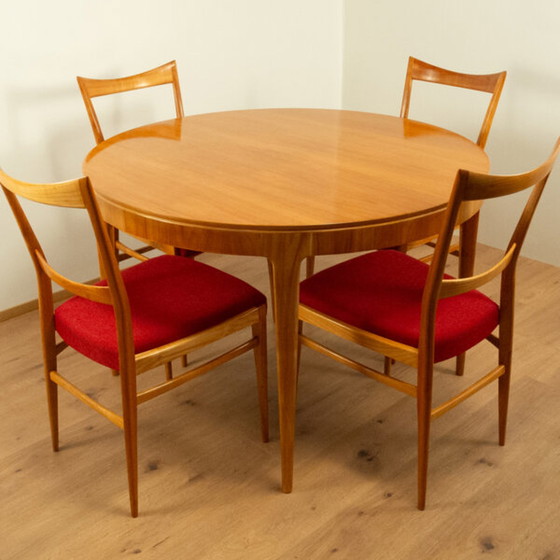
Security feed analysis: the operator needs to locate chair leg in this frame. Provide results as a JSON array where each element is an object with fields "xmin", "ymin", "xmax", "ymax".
[
  {"xmin": 384, "ymin": 356, "xmax": 393, "ymax": 375},
  {"xmin": 267, "ymin": 259, "xmax": 276, "ymax": 322},
  {"xmin": 120, "ymin": 364, "xmax": 139, "ymax": 517},
  {"xmin": 455, "ymin": 353, "xmax": 465, "ymax": 376},
  {"xmin": 43, "ymin": 341, "xmax": 59, "ymax": 451},
  {"xmin": 455, "ymin": 213, "xmax": 478, "ymax": 381},
  {"xmin": 498, "ymin": 305, "xmax": 514, "ymax": 447},
  {"xmin": 45, "ymin": 373, "xmax": 59, "ymax": 452},
  {"xmin": 123, "ymin": 419, "xmax": 139, "ymax": 518},
  {"xmin": 110, "ymin": 225, "xmax": 120, "ymax": 260},
  {"xmin": 165, "ymin": 362, "xmax": 173, "ymax": 381},
  {"xmin": 498, "ymin": 365, "xmax": 511, "ymax": 446},
  {"xmin": 297, "ymin": 320, "xmax": 304, "ymax": 380},
  {"xmin": 305, "ymin": 256, "xmax": 315, "ymax": 278},
  {"xmin": 252, "ymin": 306, "xmax": 269, "ymax": 443},
  {"xmin": 416, "ymin": 362, "xmax": 433, "ymax": 511},
  {"xmin": 181, "ymin": 354, "xmax": 188, "ymax": 368},
  {"xmin": 417, "ymin": 401, "xmax": 431, "ymax": 511}
]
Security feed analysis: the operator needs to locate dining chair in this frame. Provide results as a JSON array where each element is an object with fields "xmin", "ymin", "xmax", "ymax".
[
  {"xmin": 400, "ymin": 56, "xmax": 507, "ymax": 260},
  {"xmin": 395, "ymin": 56, "xmax": 508, "ymax": 377},
  {"xmin": 0, "ymin": 170, "xmax": 269, "ymax": 517},
  {"xmin": 77, "ymin": 60, "xmax": 197, "ymax": 260},
  {"xmin": 298, "ymin": 139, "xmax": 559, "ymax": 509},
  {"xmin": 304, "ymin": 57, "xmax": 507, "ymax": 278}
]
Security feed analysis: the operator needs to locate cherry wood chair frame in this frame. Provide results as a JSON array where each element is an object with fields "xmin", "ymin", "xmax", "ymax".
[
  {"xmin": 401, "ymin": 56, "xmax": 506, "ymax": 150},
  {"xmin": 400, "ymin": 56, "xmax": 507, "ymax": 259},
  {"xmin": 305, "ymin": 57, "xmax": 506, "ymax": 278},
  {"xmin": 299, "ymin": 139, "xmax": 559, "ymax": 510},
  {"xmin": 77, "ymin": 60, "xmax": 191, "ymax": 261},
  {"xmin": 77, "ymin": 60, "xmax": 184, "ymax": 145},
  {"xmin": 1, "ymin": 171, "xmax": 268, "ymax": 517}
]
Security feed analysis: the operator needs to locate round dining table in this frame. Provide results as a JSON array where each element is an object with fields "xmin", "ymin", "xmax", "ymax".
[{"xmin": 83, "ymin": 108, "xmax": 489, "ymax": 493}]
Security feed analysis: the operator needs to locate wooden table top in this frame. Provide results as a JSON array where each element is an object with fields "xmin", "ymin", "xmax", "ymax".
[{"xmin": 84, "ymin": 108, "xmax": 489, "ymax": 234}]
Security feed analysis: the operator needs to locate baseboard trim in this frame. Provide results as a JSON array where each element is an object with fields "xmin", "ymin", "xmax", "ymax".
[
  {"xmin": 0, "ymin": 299, "xmax": 41, "ymax": 322},
  {"xmin": 0, "ymin": 278, "xmax": 100, "ymax": 322}
]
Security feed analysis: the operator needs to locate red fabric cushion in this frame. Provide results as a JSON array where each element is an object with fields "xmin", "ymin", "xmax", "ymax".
[
  {"xmin": 55, "ymin": 255, "xmax": 266, "ymax": 370},
  {"xmin": 300, "ymin": 250, "xmax": 499, "ymax": 363}
]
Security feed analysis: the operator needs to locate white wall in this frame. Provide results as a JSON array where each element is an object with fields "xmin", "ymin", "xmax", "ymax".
[
  {"xmin": 0, "ymin": 0, "xmax": 343, "ymax": 311},
  {"xmin": 343, "ymin": 0, "xmax": 560, "ymax": 266}
]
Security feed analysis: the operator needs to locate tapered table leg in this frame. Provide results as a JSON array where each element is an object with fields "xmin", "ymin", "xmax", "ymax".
[{"xmin": 268, "ymin": 247, "xmax": 305, "ymax": 493}]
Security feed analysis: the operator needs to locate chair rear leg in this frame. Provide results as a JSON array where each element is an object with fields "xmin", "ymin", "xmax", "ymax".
[
  {"xmin": 252, "ymin": 306, "xmax": 269, "ymax": 443},
  {"xmin": 498, "ymin": 315, "xmax": 514, "ymax": 447},
  {"xmin": 122, "ymin": 413, "xmax": 139, "ymax": 518},
  {"xmin": 498, "ymin": 366, "xmax": 511, "ymax": 446},
  {"xmin": 455, "ymin": 353, "xmax": 466, "ymax": 376},
  {"xmin": 45, "ymin": 373, "xmax": 59, "ymax": 452},
  {"xmin": 384, "ymin": 356, "xmax": 393, "ymax": 375},
  {"xmin": 417, "ymin": 403, "xmax": 431, "ymax": 511},
  {"xmin": 43, "ymin": 343, "xmax": 59, "ymax": 451},
  {"xmin": 305, "ymin": 256, "xmax": 315, "ymax": 278}
]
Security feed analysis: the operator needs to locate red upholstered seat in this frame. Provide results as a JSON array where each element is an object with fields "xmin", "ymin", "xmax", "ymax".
[
  {"xmin": 55, "ymin": 255, "xmax": 266, "ymax": 370},
  {"xmin": 300, "ymin": 249, "xmax": 499, "ymax": 363}
]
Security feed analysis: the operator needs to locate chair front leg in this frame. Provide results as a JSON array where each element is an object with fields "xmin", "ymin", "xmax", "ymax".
[
  {"xmin": 416, "ymin": 360, "xmax": 434, "ymax": 511},
  {"xmin": 119, "ymin": 363, "xmax": 139, "ymax": 517}
]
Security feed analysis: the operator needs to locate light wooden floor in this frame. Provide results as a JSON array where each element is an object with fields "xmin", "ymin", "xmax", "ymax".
[{"xmin": 1, "ymin": 246, "xmax": 559, "ymax": 559}]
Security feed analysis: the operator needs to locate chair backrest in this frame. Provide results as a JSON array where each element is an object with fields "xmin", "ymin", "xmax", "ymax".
[
  {"xmin": 420, "ymin": 139, "xmax": 560, "ymax": 356},
  {"xmin": 77, "ymin": 60, "xmax": 184, "ymax": 144},
  {"xmin": 0, "ymin": 171, "xmax": 135, "ymax": 372},
  {"xmin": 400, "ymin": 57, "xmax": 507, "ymax": 149}
]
